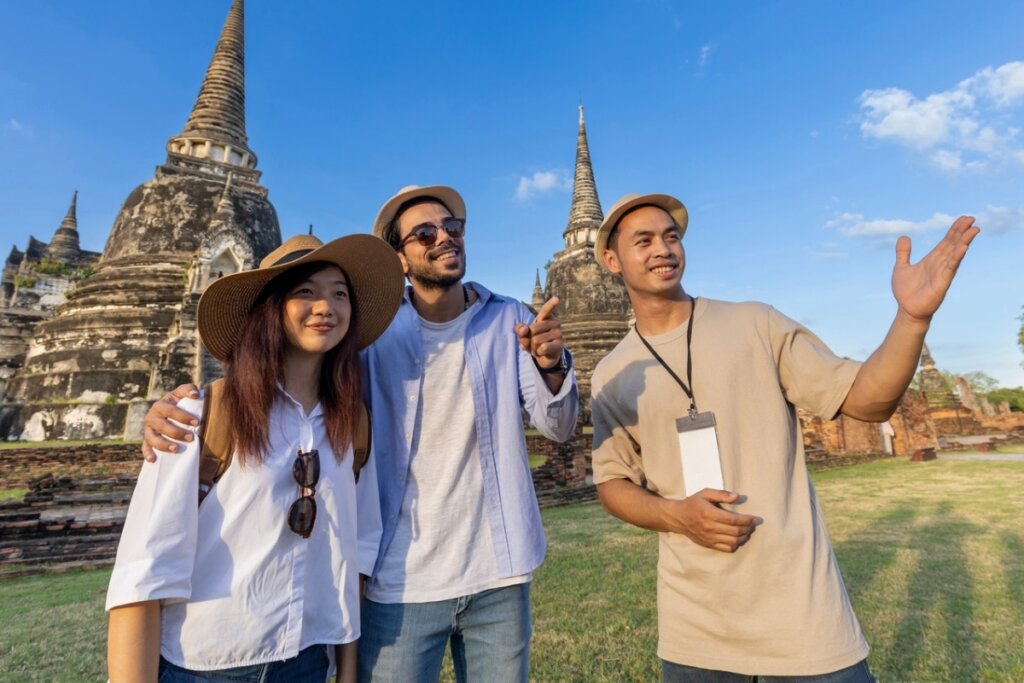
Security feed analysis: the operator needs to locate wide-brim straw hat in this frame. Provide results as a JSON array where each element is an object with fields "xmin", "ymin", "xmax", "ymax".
[
  {"xmin": 372, "ymin": 185, "xmax": 467, "ymax": 246},
  {"xmin": 595, "ymin": 193, "xmax": 689, "ymax": 273},
  {"xmin": 198, "ymin": 233, "xmax": 404, "ymax": 361}
]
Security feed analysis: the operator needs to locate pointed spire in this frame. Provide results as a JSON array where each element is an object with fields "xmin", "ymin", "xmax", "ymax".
[
  {"xmin": 563, "ymin": 104, "xmax": 604, "ymax": 250},
  {"xmin": 920, "ymin": 341, "xmax": 936, "ymax": 369},
  {"xmin": 47, "ymin": 190, "xmax": 81, "ymax": 260},
  {"xmin": 531, "ymin": 269, "xmax": 545, "ymax": 309},
  {"xmin": 62, "ymin": 190, "xmax": 78, "ymax": 227},
  {"xmin": 212, "ymin": 173, "xmax": 235, "ymax": 226},
  {"xmin": 166, "ymin": 0, "xmax": 257, "ymax": 173}
]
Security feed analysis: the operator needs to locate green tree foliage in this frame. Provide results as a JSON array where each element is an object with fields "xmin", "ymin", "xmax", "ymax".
[
  {"xmin": 985, "ymin": 387, "xmax": 1024, "ymax": 413},
  {"xmin": 1019, "ymin": 305, "xmax": 1023, "ymax": 368}
]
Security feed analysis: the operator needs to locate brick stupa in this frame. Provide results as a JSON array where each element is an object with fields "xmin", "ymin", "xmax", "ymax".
[
  {"xmin": 541, "ymin": 107, "xmax": 631, "ymax": 422},
  {"xmin": 1, "ymin": 0, "xmax": 281, "ymax": 440}
]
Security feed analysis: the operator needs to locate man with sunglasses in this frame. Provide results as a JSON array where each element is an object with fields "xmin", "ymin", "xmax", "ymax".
[{"xmin": 142, "ymin": 185, "xmax": 579, "ymax": 682}]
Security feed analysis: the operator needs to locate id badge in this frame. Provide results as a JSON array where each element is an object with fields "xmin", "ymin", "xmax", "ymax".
[{"xmin": 676, "ymin": 411, "xmax": 724, "ymax": 497}]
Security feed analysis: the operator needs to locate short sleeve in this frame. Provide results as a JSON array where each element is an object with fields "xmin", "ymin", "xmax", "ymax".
[
  {"xmin": 768, "ymin": 307, "xmax": 862, "ymax": 420},
  {"xmin": 590, "ymin": 370, "xmax": 646, "ymax": 486}
]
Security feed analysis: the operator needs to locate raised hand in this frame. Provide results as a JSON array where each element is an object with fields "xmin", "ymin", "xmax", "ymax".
[
  {"xmin": 892, "ymin": 215, "xmax": 980, "ymax": 323},
  {"xmin": 515, "ymin": 296, "xmax": 564, "ymax": 370}
]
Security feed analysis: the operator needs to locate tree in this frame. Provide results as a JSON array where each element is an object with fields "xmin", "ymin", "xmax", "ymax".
[
  {"xmin": 940, "ymin": 370, "xmax": 998, "ymax": 394},
  {"xmin": 1019, "ymin": 305, "xmax": 1023, "ymax": 368}
]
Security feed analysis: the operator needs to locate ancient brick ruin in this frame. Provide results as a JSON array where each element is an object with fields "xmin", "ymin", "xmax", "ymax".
[
  {"xmin": 0, "ymin": 0, "xmax": 281, "ymax": 442},
  {"xmin": 1, "ymin": 192, "xmax": 100, "ymax": 412}
]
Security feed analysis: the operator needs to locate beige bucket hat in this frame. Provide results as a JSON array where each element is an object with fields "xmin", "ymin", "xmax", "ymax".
[
  {"xmin": 198, "ymin": 233, "xmax": 404, "ymax": 361},
  {"xmin": 595, "ymin": 193, "xmax": 689, "ymax": 272},
  {"xmin": 371, "ymin": 185, "xmax": 467, "ymax": 247}
]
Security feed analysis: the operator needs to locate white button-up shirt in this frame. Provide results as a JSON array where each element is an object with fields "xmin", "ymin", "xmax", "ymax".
[{"xmin": 106, "ymin": 389, "xmax": 382, "ymax": 671}]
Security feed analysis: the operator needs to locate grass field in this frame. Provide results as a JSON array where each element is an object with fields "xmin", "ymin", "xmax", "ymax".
[{"xmin": 1, "ymin": 458, "xmax": 1021, "ymax": 681}]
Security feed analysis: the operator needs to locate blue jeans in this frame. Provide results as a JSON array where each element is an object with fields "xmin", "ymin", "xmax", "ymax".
[
  {"xmin": 661, "ymin": 658, "xmax": 876, "ymax": 683},
  {"xmin": 358, "ymin": 583, "xmax": 531, "ymax": 683},
  {"xmin": 157, "ymin": 644, "xmax": 330, "ymax": 682}
]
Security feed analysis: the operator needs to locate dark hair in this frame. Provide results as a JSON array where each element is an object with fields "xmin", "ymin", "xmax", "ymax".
[
  {"xmin": 222, "ymin": 261, "xmax": 361, "ymax": 466},
  {"xmin": 387, "ymin": 196, "xmax": 452, "ymax": 249}
]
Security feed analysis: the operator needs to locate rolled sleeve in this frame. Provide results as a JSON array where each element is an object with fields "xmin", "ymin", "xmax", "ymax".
[
  {"xmin": 105, "ymin": 400, "xmax": 203, "ymax": 611},
  {"xmin": 519, "ymin": 345, "xmax": 579, "ymax": 441}
]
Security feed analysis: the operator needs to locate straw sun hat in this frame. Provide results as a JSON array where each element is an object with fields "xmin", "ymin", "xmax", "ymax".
[
  {"xmin": 371, "ymin": 184, "xmax": 467, "ymax": 246},
  {"xmin": 197, "ymin": 234, "xmax": 404, "ymax": 361},
  {"xmin": 595, "ymin": 193, "xmax": 689, "ymax": 273}
]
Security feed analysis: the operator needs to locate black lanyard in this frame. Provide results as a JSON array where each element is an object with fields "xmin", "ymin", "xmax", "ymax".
[{"xmin": 635, "ymin": 296, "xmax": 698, "ymax": 416}]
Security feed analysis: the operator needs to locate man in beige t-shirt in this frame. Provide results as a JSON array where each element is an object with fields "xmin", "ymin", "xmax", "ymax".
[{"xmin": 590, "ymin": 193, "xmax": 979, "ymax": 681}]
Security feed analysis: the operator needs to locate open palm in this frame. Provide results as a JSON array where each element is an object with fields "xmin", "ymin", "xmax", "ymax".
[{"xmin": 891, "ymin": 215, "xmax": 980, "ymax": 322}]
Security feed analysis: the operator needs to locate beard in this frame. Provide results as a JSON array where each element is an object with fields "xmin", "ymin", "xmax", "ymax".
[{"xmin": 406, "ymin": 246, "xmax": 466, "ymax": 291}]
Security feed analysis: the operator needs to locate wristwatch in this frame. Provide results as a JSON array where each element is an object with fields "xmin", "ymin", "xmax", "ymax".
[{"xmin": 537, "ymin": 349, "xmax": 569, "ymax": 378}]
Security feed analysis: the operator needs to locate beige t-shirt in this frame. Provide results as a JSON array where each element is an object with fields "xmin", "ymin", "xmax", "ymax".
[{"xmin": 591, "ymin": 298, "xmax": 868, "ymax": 676}]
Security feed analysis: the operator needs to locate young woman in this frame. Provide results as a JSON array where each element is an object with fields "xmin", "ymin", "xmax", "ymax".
[{"xmin": 106, "ymin": 234, "xmax": 403, "ymax": 683}]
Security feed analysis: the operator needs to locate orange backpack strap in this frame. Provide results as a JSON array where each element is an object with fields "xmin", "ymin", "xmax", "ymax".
[
  {"xmin": 352, "ymin": 401, "xmax": 371, "ymax": 483},
  {"xmin": 198, "ymin": 379, "xmax": 233, "ymax": 505}
]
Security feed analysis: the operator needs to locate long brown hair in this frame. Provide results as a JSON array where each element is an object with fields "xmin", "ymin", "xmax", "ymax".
[{"xmin": 221, "ymin": 261, "xmax": 361, "ymax": 465}]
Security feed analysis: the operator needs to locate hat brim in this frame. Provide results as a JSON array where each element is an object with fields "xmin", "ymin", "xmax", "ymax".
[
  {"xmin": 198, "ymin": 233, "xmax": 404, "ymax": 361},
  {"xmin": 372, "ymin": 185, "xmax": 467, "ymax": 245},
  {"xmin": 595, "ymin": 194, "xmax": 689, "ymax": 273}
]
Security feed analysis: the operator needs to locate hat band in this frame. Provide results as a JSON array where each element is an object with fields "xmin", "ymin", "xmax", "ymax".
[{"xmin": 270, "ymin": 248, "xmax": 315, "ymax": 267}]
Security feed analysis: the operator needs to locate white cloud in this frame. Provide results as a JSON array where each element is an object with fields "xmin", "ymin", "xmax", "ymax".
[
  {"xmin": 515, "ymin": 169, "xmax": 571, "ymax": 202},
  {"xmin": 698, "ymin": 43, "xmax": 714, "ymax": 70},
  {"xmin": 961, "ymin": 61, "xmax": 1024, "ymax": 108},
  {"xmin": 858, "ymin": 60, "xmax": 1024, "ymax": 172},
  {"xmin": 978, "ymin": 205, "xmax": 1024, "ymax": 234},
  {"xmin": 9, "ymin": 118, "xmax": 24, "ymax": 131},
  {"xmin": 825, "ymin": 211, "xmax": 956, "ymax": 237},
  {"xmin": 827, "ymin": 206, "xmax": 1023, "ymax": 241}
]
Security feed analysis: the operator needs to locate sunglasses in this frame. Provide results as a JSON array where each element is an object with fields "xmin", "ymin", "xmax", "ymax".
[
  {"xmin": 397, "ymin": 218, "xmax": 466, "ymax": 249},
  {"xmin": 288, "ymin": 448, "xmax": 320, "ymax": 539}
]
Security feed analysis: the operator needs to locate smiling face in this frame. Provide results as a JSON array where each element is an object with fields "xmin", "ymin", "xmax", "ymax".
[
  {"xmin": 395, "ymin": 200, "xmax": 466, "ymax": 290},
  {"xmin": 602, "ymin": 205, "xmax": 686, "ymax": 300},
  {"xmin": 281, "ymin": 265, "xmax": 351, "ymax": 358}
]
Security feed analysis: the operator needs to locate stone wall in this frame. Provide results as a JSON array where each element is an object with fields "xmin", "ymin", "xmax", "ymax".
[{"xmin": 0, "ymin": 443, "xmax": 141, "ymax": 489}]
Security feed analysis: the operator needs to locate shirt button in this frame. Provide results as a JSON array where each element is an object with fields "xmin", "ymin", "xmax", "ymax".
[{"xmin": 405, "ymin": 433, "xmax": 411, "ymax": 440}]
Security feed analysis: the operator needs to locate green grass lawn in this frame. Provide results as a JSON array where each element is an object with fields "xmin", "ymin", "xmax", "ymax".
[{"xmin": 1, "ymin": 459, "xmax": 1021, "ymax": 681}]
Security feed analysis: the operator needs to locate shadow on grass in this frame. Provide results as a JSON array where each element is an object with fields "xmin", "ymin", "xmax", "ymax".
[
  {"xmin": 1002, "ymin": 531, "xmax": 1024, "ymax": 622},
  {"xmin": 833, "ymin": 503, "xmax": 918, "ymax": 598},
  {"xmin": 863, "ymin": 501, "xmax": 981, "ymax": 681}
]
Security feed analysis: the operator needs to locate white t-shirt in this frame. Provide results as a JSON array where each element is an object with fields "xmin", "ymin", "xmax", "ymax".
[
  {"xmin": 368, "ymin": 304, "xmax": 529, "ymax": 603},
  {"xmin": 106, "ymin": 388, "xmax": 382, "ymax": 671}
]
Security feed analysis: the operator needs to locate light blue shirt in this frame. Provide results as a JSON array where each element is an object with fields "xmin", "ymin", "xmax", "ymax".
[{"xmin": 361, "ymin": 281, "xmax": 579, "ymax": 581}]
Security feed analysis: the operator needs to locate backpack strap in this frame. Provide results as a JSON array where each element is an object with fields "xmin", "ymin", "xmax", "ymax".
[
  {"xmin": 198, "ymin": 379, "xmax": 232, "ymax": 505},
  {"xmin": 352, "ymin": 401, "xmax": 371, "ymax": 483}
]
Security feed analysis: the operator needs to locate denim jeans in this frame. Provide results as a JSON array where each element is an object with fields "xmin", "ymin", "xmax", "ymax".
[
  {"xmin": 357, "ymin": 583, "xmax": 531, "ymax": 683},
  {"xmin": 661, "ymin": 658, "xmax": 877, "ymax": 683},
  {"xmin": 157, "ymin": 644, "xmax": 330, "ymax": 682}
]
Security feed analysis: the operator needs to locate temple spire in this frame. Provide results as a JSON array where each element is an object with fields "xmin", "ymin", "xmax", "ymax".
[
  {"xmin": 531, "ymin": 269, "xmax": 545, "ymax": 308},
  {"xmin": 47, "ymin": 190, "xmax": 81, "ymax": 260},
  {"xmin": 563, "ymin": 104, "xmax": 604, "ymax": 250},
  {"xmin": 165, "ymin": 0, "xmax": 257, "ymax": 174},
  {"xmin": 212, "ymin": 173, "xmax": 235, "ymax": 226}
]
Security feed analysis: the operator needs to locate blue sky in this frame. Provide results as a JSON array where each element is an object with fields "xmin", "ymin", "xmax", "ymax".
[{"xmin": 2, "ymin": 1, "xmax": 1022, "ymax": 387}]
